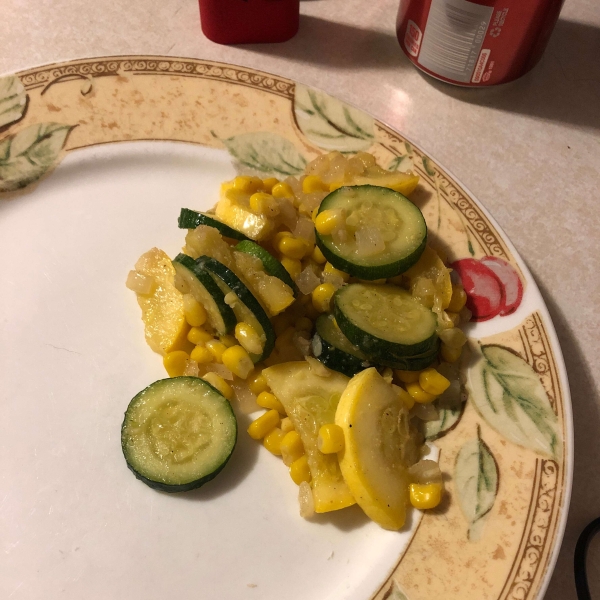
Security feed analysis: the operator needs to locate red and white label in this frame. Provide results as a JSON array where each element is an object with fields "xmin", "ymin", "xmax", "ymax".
[
  {"xmin": 404, "ymin": 20, "xmax": 423, "ymax": 57},
  {"xmin": 471, "ymin": 49, "xmax": 491, "ymax": 83}
]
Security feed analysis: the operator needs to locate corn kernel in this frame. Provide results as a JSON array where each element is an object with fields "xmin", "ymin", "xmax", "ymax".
[
  {"xmin": 190, "ymin": 345, "xmax": 213, "ymax": 364},
  {"xmin": 323, "ymin": 262, "xmax": 349, "ymax": 282},
  {"xmin": 262, "ymin": 177, "xmax": 279, "ymax": 193},
  {"xmin": 219, "ymin": 334, "xmax": 237, "ymax": 348},
  {"xmin": 234, "ymin": 322, "xmax": 263, "ymax": 356},
  {"xmin": 163, "ymin": 351, "xmax": 190, "ymax": 377},
  {"xmin": 222, "ymin": 345, "xmax": 254, "ymax": 379},
  {"xmin": 317, "ymin": 423, "xmax": 345, "ymax": 454},
  {"xmin": 257, "ymin": 391, "xmax": 286, "ymax": 414},
  {"xmin": 446, "ymin": 311, "xmax": 461, "ymax": 327},
  {"xmin": 280, "ymin": 417, "xmax": 294, "ymax": 434},
  {"xmin": 419, "ymin": 368, "xmax": 451, "ymax": 396},
  {"xmin": 247, "ymin": 409, "xmax": 280, "ymax": 440},
  {"xmin": 183, "ymin": 295, "xmax": 207, "ymax": 327},
  {"xmin": 393, "ymin": 384, "xmax": 415, "ymax": 409},
  {"xmin": 263, "ymin": 427, "xmax": 286, "ymax": 455},
  {"xmin": 206, "ymin": 339, "xmax": 227, "ymax": 363},
  {"xmin": 277, "ymin": 236, "xmax": 312, "ymax": 260},
  {"xmin": 290, "ymin": 455, "xmax": 312, "ymax": 485},
  {"xmin": 312, "ymin": 283, "xmax": 336, "ymax": 313},
  {"xmin": 441, "ymin": 343, "xmax": 462, "ymax": 363},
  {"xmin": 448, "ymin": 284, "xmax": 467, "ymax": 312},
  {"xmin": 271, "ymin": 182, "xmax": 294, "ymax": 199},
  {"xmin": 233, "ymin": 175, "xmax": 263, "ymax": 194},
  {"xmin": 249, "ymin": 192, "xmax": 275, "ymax": 215},
  {"xmin": 187, "ymin": 327, "xmax": 213, "ymax": 346},
  {"xmin": 311, "ymin": 207, "xmax": 319, "ymax": 223},
  {"xmin": 405, "ymin": 381, "xmax": 437, "ymax": 404},
  {"xmin": 315, "ymin": 210, "xmax": 343, "ymax": 236},
  {"xmin": 202, "ymin": 372, "xmax": 234, "ymax": 400},
  {"xmin": 280, "ymin": 256, "xmax": 302, "ymax": 280},
  {"xmin": 395, "ymin": 369, "xmax": 421, "ymax": 384},
  {"xmin": 295, "ymin": 316, "xmax": 313, "ymax": 332},
  {"xmin": 311, "ymin": 245, "xmax": 327, "ymax": 264},
  {"xmin": 302, "ymin": 175, "xmax": 328, "ymax": 194},
  {"xmin": 280, "ymin": 430, "xmax": 304, "ymax": 466},
  {"xmin": 247, "ymin": 370, "xmax": 269, "ymax": 395},
  {"xmin": 409, "ymin": 483, "xmax": 443, "ymax": 510}
]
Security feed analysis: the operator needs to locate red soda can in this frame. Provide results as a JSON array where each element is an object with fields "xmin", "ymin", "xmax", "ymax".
[{"xmin": 396, "ymin": 0, "xmax": 565, "ymax": 86}]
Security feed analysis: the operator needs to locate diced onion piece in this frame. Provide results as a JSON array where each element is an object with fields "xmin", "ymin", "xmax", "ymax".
[
  {"xmin": 279, "ymin": 198, "xmax": 299, "ymax": 231},
  {"xmin": 292, "ymin": 331, "xmax": 312, "ymax": 356},
  {"xmin": 296, "ymin": 266, "xmax": 321, "ymax": 295},
  {"xmin": 229, "ymin": 380, "xmax": 260, "ymax": 414},
  {"xmin": 322, "ymin": 271, "xmax": 345, "ymax": 289},
  {"xmin": 205, "ymin": 362, "xmax": 234, "ymax": 381},
  {"xmin": 298, "ymin": 481, "xmax": 315, "ymax": 518},
  {"xmin": 126, "ymin": 270, "xmax": 155, "ymax": 295},
  {"xmin": 332, "ymin": 227, "xmax": 348, "ymax": 244},
  {"xmin": 408, "ymin": 459, "xmax": 443, "ymax": 486},
  {"xmin": 410, "ymin": 402, "xmax": 439, "ymax": 422},
  {"xmin": 355, "ymin": 227, "xmax": 385, "ymax": 257},
  {"xmin": 293, "ymin": 217, "xmax": 316, "ymax": 243},
  {"xmin": 183, "ymin": 359, "xmax": 200, "ymax": 377}
]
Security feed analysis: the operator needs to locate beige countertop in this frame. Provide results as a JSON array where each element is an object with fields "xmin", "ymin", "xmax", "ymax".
[{"xmin": 2, "ymin": 0, "xmax": 599, "ymax": 597}]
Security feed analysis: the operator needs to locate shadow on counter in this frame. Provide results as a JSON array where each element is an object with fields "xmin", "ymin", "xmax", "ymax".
[
  {"xmin": 419, "ymin": 19, "xmax": 600, "ymax": 131},
  {"xmin": 531, "ymin": 270, "xmax": 600, "ymax": 600},
  {"xmin": 239, "ymin": 14, "xmax": 411, "ymax": 70}
]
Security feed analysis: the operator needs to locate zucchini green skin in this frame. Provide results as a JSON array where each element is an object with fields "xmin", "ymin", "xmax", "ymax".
[
  {"xmin": 172, "ymin": 253, "xmax": 236, "ymax": 335},
  {"xmin": 178, "ymin": 208, "xmax": 249, "ymax": 241},
  {"xmin": 197, "ymin": 255, "xmax": 276, "ymax": 362},
  {"xmin": 315, "ymin": 185, "xmax": 427, "ymax": 280},
  {"xmin": 234, "ymin": 240, "xmax": 298, "ymax": 295},
  {"xmin": 121, "ymin": 377, "xmax": 237, "ymax": 493},
  {"xmin": 311, "ymin": 314, "xmax": 369, "ymax": 377},
  {"xmin": 333, "ymin": 284, "xmax": 438, "ymax": 367},
  {"xmin": 312, "ymin": 333, "xmax": 368, "ymax": 378}
]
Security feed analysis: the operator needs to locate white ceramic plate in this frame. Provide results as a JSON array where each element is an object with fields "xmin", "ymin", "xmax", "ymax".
[{"xmin": 0, "ymin": 57, "xmax": 572, "ymax": 600}]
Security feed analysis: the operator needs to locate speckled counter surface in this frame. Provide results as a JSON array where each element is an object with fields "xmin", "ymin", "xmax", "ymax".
[{"xmin": 1, "ymin": 0, "xmax": 599, "ymax": 597}]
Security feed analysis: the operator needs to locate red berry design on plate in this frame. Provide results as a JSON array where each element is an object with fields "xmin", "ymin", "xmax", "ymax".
[
  {"xmin": 480, "ymin": 256, "xmax": 524, "ymax": 316},
  {"xmin": 451, "ymin": 257, "xmax": 523, "ymax": 321}
]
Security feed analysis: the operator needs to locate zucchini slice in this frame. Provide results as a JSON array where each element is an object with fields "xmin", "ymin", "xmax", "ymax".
[
  {"xmin": 235, "ymin": 240, "xmax": 298, "ymax": 295},
  {"xmin": 172, "ymin": 254, "xmax": 236, "ymax": 336},
  {"xmin": 121, "ymin": 377, "xmax": 237, "ymax": 492},
  {"xmin": 312, "ymin": 314, "xmax": 369, "ymax": 377},
  {"xmin": 197, "ymin": 255, "xmax": 276, "ymax": 363},
  {"xmin": 334, "ymin": 283, "xmax": 438, "ymax": 366},
  {"xmin": 315, "ymin": 185, "xmax": 427, "ymax": 280},
  {"xmin": 178, "ymin": 208, "xmax": 249, "ymax": 241}
]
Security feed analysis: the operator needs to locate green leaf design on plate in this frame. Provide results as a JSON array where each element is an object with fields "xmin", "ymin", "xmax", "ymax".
[
  {"xmin": 454, "ymin": 425, "xmax": 499, "ymax": 541},
  {"xmin": 424, "ymin": 403, "xmax": 464, "ymax": 440},
  {"xmin": 0, "ymin": 122, "xmax": 75, "ymax": 192},
  {"xmin": 294, "ymin": 84, "xmax": 374, "ymax": 152},
  {"xmin": 221, "ymin": 132, "xmax": 306, "ymax": 176},
  {"xmin": 0, "ymin": 75, "xmax": 27, "ymax": 129},
  {"xmin": 383, "ymin": 581, "xmax": 409, "ymax": 600},
  {"xmin": 466, "ymin": 343, "xmax": 562, "ymax": 460},
  {"xmin": 388, "ymin": 154, "xmax": 414, "ymax": 173},
  {"xmin": 422, "ymin": 156, "xmax": 436, "ymax": 176}
]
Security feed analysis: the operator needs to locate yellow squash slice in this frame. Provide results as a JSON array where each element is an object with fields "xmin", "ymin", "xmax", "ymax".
[
  {"xmin": 405, "ymin": 245, "xmax": 452, "ymax": 311},
  {"xmin": 133, "ymin": 248, "xmax": 190, "ymax": 355},
  {"xmin": 262, "ymin": 362, "xmax": 356, "ymax": 513},
  {"xmin": 335, "ymin": 367, "xmax": 411, "ymax": 530}
]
